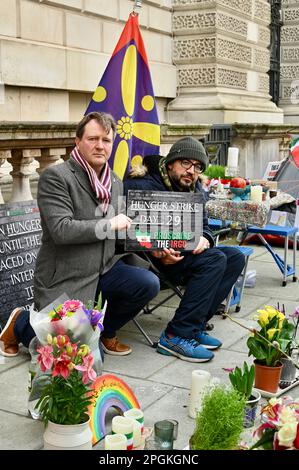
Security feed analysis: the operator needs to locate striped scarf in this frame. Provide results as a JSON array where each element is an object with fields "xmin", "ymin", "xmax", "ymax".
[{"xmin": 71, "ymin": 147, "xmax": 111, "ymax": 214}]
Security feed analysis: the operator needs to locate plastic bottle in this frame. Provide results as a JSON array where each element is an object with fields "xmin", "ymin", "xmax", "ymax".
[{"xmin": 27, "ymin": 337, "xmax": 40, "ymax": 420}]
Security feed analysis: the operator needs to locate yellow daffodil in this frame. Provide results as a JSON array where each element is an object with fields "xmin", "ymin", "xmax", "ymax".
[
  {"xmin": 256, "ymin": 309, "xmax": 270, "ymax": 327},
  {"xmin": 277, "ymin": 312, "xmax": 285, "ymax": 329},
  {"xmin": 267, "ymin": 328, "xmax": 279, "ymax": 341},
  {"xmin": 264, "ymin": 305, "xmax": 280, "ymax": 319}
]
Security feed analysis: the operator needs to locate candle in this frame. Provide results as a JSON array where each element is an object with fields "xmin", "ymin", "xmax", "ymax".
[
  {"xmin": 127, "ymin": 418, "xmax": 142, "ymax": 448},
  {"xmin": 104, "ymin": 433, "xmax": 127, "ymax": 450},
  {"xmin": 189, "ymin": 370, "xmax": 211, "ymax": 418},
  {"xmin": 250, "ymin": 185, "xmax": 263, "ymax": 203},
  {"xmin": 227, "ymin": 147, "xmax": 239, "ymax": 168},
  {"xmin": 124, "ymin": 408, "xmax": 144, "ymax": 433},
  {"xmin": 111, "ymin": 416, "xmax": 134, "ymax": 450}
]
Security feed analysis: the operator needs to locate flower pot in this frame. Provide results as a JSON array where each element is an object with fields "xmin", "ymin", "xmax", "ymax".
[
  {"xmin": 243, "ymin": 389, "xmax": 261, "ymax": 428},
  {"xmin": 254, "ymin": 361, "xmax": 282, "ymax": 393},
  {"xmin": 43, "ymin": 417, "xmax": 92, "ymax": 450},
  {"xmin": 279, "ymin": 357, "xmax": 297, "ymax": 387}
]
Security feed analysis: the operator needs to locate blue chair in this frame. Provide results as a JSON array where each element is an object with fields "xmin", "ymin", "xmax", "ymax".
[{"xmin": 243, "ymin": 224, "xmax": 298, "ymax": 286}]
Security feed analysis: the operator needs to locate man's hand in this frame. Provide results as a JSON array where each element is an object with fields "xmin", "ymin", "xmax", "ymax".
[
  {"xmin": 152, "ymin": 248, "xmax": 184, "ymax": 265},
  {"xmin": 192, "ymin": 236, "xmax": 210, "ymax": 255},
  {"xmin": 109, "ymin": 214, "xmax": 132, "ymax": 231}
]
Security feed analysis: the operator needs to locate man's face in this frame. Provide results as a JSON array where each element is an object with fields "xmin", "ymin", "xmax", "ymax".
[
  {"xmin": 167, "ymin": 159, "xmax": 200, "ymax": 190},
  {"xmin": 75, "ymin": 119, "xmax": 114, "ymax": 174}
]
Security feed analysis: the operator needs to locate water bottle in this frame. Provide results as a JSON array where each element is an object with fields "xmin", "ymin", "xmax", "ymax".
[{"xmin": 27, "ymin": 337, "xmax": 40, "ymax": 420}]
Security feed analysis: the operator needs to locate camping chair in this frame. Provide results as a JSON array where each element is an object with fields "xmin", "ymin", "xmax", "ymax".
[
  {"xmin": 219, "ymin": 245, "xmax": 254, "ymax": 316},
  {"xmin": 208, "ymin": 221, "xmax": 254, "ymax": 317},
  {"xmin": 132, "ymin": 227, "xmax": 230, "ymax": 348},
  {"xmin": 132, "ymin": 267, "xmax": 185, "ymax": 348}
]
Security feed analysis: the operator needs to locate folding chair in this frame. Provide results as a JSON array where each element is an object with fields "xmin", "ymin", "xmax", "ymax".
[
  {"xmin": 132, "ymin": 229, "xmax": 230, "ymax": 347},
  {"xmin": 219, "ymin": 245, "xmax": 254, "ymax": 315},
  {"xmin": 132, "ymin": 269, "xmax": 184, "ymax": 348}
]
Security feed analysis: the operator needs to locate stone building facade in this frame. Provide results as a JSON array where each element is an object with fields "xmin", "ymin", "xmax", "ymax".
[
  {"xmin": 0, "ymin": 0, "xmax": 299, "ymax": 199},
  {"xmin": 0, "ymin": 0, "xmax": 298, "ymax": 124},
  {"xmin": 0, "ymin": 0, "xmax": 175, "ymax": 123},
  {"xmin": 280, "ymin": 0, "xmax": 299, "ymax": 123}
]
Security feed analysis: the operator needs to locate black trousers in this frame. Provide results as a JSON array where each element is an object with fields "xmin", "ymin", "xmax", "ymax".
[{"xmin": 158, "ymin": 246, "xmax": 245, "ymax": 338}]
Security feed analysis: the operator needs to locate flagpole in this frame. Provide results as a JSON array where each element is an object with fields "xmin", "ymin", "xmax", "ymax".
[{"xmin": 133, "ymin": 0, "xmax": 142, "ymax": 15}]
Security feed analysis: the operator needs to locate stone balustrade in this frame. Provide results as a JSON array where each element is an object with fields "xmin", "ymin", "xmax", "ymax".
[
  {"xmin": 0, "ymin": 122, "xmax": 77, "ymax": 203},
  {"xmin": 0, "ymin": 122, "xmax": 211, "ymax": 204}
]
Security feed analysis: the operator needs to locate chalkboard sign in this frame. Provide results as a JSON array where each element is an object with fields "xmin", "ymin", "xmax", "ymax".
[
  {"xmin": 125, "ymin": 190, "xmax": 203, "ymax": 251},
  {"xmin": 0, "ymin": 200, "xmax": 42, "ymax": 328}
]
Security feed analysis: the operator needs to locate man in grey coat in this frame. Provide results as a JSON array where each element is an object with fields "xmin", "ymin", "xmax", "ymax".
[{"xmin": 0, "ymin": 112, "xmax": 159, "ymax": 358}]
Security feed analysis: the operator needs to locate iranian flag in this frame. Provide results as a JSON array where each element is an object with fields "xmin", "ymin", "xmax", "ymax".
[{"xmin": 290, "ymin": 137, "xmax": 299, "ymax": 167}]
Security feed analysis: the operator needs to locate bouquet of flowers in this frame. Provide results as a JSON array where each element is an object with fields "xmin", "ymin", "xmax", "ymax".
[
  {"xmin": 251, "ymin": 396, "xmax": 299, "ymax": 450},
  {"xmin": 30, "ymin": 293, "xmax": 106, "ymax": 375},
  {"xmin": 36, "ymin": 334, "xmax": 96, "ymax": 425}
]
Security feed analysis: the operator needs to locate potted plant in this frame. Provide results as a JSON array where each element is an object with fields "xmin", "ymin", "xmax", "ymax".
[
  {"xmin": 247, "ymin": 305, "xmax": 294, "ymax": 393},
  {"xmin": 189, "ymin": 384, "xmax": 245, "ymax": 450},
  {"xmin": 204, "ymin": 165, "xmax": 226, "ymax": 181},
  {"xmin": 36, "ymin": 334, "xmax": 97, "ymax": 450},
  {"xmin": 280, "ymin": 305, "xmax": 299, "ymax": 387},
  {"xmin": 228, "ymin": 362, "xmax": 261, "ymax": 428}
]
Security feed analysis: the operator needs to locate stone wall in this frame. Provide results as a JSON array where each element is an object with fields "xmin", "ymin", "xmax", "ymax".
[
  {"xmin": 0, "ymin": 0, "xmax": 176, "ymax": 123},
  {"xmin": 168, "ymin": 0, "xmax": 283, "ymax": 124},
  {"xmin": 280, "ymin": 0, "xmax": 299, "ymax": 124}
]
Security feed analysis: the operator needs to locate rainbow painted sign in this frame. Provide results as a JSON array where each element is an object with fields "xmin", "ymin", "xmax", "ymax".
[{"xmin": 88, "ymin": 374, "xmax": 140, "ymax": 445}]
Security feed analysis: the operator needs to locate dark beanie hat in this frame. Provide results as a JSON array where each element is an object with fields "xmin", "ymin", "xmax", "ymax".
[{"xmin": 165, "ymin": 137, "xmax": 209, "ymax": 171}]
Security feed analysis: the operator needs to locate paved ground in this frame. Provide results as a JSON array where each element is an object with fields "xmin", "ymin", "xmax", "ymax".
[{"xmin": 0, "ymin": 241, "xmax": 298, "ymax": 450}]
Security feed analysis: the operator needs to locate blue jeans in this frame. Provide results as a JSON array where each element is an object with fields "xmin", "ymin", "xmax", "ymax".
[
  {"xmin": 14, "ymin": 259, "xmax": 160, "ymax": 345},
  {"xmin": 158, "ymin": 246, "xmax": 245, "ymax": 338}
]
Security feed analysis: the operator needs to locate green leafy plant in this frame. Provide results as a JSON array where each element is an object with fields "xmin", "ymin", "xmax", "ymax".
[
  {"xmin": 36, "ymin": 334, "xmax": 96, "ymax": 425},
  {"xmin": 285, "ymin": 305, "xmax": 299, "ymax": 355},
  {"xmin": 229, "ymin": 362, "xmax": 255, "ymax": 401},
  {"xmin": 247, "ymin": 305, "xmax": 293, "ymax": 367},
  {"xmin": 190, "ymin": 385, "xmax": 245, "ymax": 450},
  {"xmin": 204, "ymin": 165, "xmax": 226, "ymax": 180}
]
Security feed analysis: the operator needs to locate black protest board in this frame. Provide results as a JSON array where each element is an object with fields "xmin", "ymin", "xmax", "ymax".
[
  {"xmin": 125, "ymin": 190, "xmax": 203, "ymax": 251},
  {"xmin": 0, "ymin": 200, "xmax": 42, "ymax": 328}
]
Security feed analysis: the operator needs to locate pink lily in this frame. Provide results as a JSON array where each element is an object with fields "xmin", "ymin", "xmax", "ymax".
[
  {"xmin": 37, "ymin": 345, "xmax": 54, "ymax": 372},
  {"xmin": 74, "ymin": 353, "xmax": 97, "ymax": 384},
  {"xmin": 52, "ymin": 355, "xmax": 72, "ymax": 379}
]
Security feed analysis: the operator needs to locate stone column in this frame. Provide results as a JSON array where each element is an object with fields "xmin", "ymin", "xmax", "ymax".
[
  {"xmin": 9, "ymin": 149, "xmax": 41, "ymax": 202},
  {"xmin": 37, "ymin": 148, "xmax": 66, "ymax": 175},
  {"xmin": 168, "ymin": 0, "xmax": 283, "ymax": 124},
  {"xmin": 280, "ymin": 0, "xmax": 299, "ymax": 123},
  {"xmin": 0, "ymin": 150, "xmax": 11, "ymax": 204}
]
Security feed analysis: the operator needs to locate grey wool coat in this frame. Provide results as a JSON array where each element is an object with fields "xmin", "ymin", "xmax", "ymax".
[{"xmin": 34, "ymin": 158, "xmax": 147, "ymax": 311}]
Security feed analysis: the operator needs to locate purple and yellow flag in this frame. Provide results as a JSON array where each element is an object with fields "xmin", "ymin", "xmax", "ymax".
[{"xmin": 85, "ymin": 13, "xmax": 160, "ymax": 179}]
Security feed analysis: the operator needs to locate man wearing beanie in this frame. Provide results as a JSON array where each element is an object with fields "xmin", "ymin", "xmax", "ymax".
[{"xmin": 124, "ymin": 137, "xmax": 245, "ymax": 363}]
